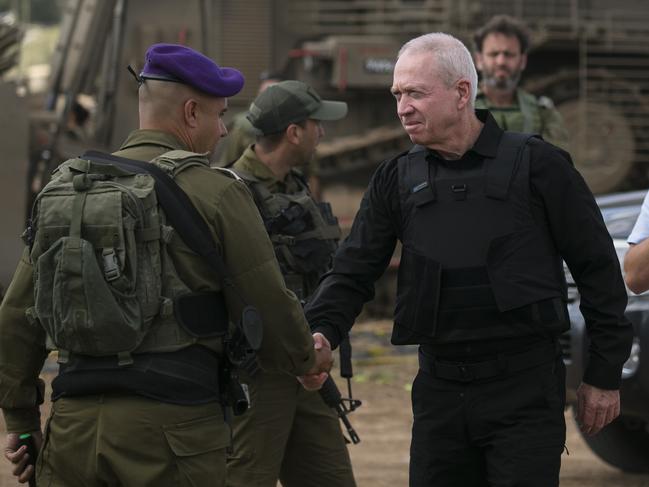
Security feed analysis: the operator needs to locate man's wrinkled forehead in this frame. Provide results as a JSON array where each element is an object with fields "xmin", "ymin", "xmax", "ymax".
[{"xmin": 392, "ymin": 52, "xmax": 438, "ymax": 89}]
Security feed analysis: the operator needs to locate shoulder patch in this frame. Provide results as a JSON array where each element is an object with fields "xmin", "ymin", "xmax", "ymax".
[
  {"xmin": 213, "ymin": 167, "xmax": 243, "ymax": 181},
  {"xmin": 537, "ymin": 96, "xmax": 555, "ymax": 110},
  {"xmin": 159, "ymin": 149, "xmax": 209, "ymax": 160},
  {"xmin": 154, "ymin": 149, "xmax": 211, "ymax": 165},
  {"xmin": 152, "ymin": 149, "xmax": 211, "ymax": 176}
]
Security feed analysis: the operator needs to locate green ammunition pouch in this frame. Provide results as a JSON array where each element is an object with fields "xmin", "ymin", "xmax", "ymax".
[{"xmin": 27, "ymin": 150, "xmax": 228, "ymax": 364}]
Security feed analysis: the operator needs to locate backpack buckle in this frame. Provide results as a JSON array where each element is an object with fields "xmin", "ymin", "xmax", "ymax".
[{"xmin": 102, "ymin": 248, "xmax": 121, "ymax": 282}]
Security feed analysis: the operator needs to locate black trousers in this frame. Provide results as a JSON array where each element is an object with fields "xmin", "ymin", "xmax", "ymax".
[{"xmin": 409, "ymin": 355, "xmax": 566, "ymax": 487}]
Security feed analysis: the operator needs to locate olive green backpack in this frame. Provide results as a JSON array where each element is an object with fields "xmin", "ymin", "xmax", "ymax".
[{"xmin": 26, "ymin": 150, "xmax": 207, "ymax": 363}]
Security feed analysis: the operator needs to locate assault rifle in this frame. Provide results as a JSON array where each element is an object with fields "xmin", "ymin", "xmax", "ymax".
[
  {"xmin": 221, "ymin": 307, "xmax": 263, "ymax": 417},
  {"xmin": 319, "ymin": 337, "xmax": 362, "ymax": 444}
]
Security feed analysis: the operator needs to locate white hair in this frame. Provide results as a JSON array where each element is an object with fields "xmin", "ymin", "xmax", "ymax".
[{"xmin": 398, "ymin": 32, "xmax": 478, "ymax": 106}]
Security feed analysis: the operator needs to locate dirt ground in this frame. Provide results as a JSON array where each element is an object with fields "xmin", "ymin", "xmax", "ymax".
[{"xmin": 0, "ymin": 319, "xmax": 648, "ymax": 486}]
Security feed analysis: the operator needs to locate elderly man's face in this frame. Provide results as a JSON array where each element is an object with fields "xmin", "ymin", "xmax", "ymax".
[
  {"xmin": 391, "ymin": 52, "xmax": 460, "ymax": 147},
  {"xmin": 475, "ymin": 33, "xmax": 527, "ymax": 93}
]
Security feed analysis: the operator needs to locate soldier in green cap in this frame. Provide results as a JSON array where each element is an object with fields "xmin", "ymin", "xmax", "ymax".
[
  {"xmin": 473, "ymin": 15, "xmax": 569, "ymax": 148},
  {"xmin": 219, "ymin": 74, "xmax": 282, "ymax": 166},
  {"xmin": 226, "ymin": 80, "xmax": 356, "ymax": 487},
  {"xmin": 1, "ymin": 44, "xmax": 332, "ymax": 487}
]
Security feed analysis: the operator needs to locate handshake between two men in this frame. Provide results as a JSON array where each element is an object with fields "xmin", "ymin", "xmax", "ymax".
[{"xmin": 298, "ymin": 332, "xmax": 334, "ymax": 391}]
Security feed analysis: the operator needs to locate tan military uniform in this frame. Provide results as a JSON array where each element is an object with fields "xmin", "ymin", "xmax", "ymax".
[
  {"xmin": 0, "ymin": 130, "xmax": 316, "ymax": 487},
  {"xmin": 226, "ymin": 146, "xmax": 356, "ymax": 487},
  {"xmin": 475, "ymin": 88, "xmax": 569, "ymax": 149}
]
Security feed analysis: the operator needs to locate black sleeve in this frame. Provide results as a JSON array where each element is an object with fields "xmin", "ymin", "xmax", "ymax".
[
  {"xmin": 529, "ymin": 140, "xmax": 633, "ymax": 389},
  {"xmin": 305, "ymin": 158, "xmax": 401, "ymax": 348}
]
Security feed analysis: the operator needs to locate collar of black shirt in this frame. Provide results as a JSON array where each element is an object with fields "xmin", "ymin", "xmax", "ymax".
[{"xmin": 412, "ymin": 109, "xmax": 502, "ymax": 162}]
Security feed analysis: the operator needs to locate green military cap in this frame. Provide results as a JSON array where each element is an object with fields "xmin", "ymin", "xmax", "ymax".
[{"xmin": 247, "ymin": 80, "xmax": 347, "ymax": 135}]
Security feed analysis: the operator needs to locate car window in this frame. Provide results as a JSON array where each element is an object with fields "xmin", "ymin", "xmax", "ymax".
[{"xmin": 602, "ymin": 208, "xmax": 641, "ymax": 240}]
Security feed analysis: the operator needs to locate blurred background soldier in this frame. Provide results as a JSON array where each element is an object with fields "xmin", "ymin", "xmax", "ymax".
[
  {"xmin": 220, "ymin": 74, "xmax": 323, "ymax": 199},
  {"xmin": 226, "ymin": 80, "xmax": 355, "ymax": 487},
  {"xmin": 219, "ymin": 72, "xmax": 282, "ymax": 165},
  {"xmin": 1, "ymin": 44, "xmax": 331, "ymax": 487},
  {"xmin": 473, "ymin": 14, "xmax": 569, "ymax": 148}
]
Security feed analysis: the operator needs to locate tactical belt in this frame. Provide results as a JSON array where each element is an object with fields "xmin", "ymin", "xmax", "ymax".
[
  {"xmin": 53, "ymin": 346, "xmax": 221, "ymax": 404},
  {"xmin": 418, "ymin": 340, "xmax": 560, "ymax": 383}
]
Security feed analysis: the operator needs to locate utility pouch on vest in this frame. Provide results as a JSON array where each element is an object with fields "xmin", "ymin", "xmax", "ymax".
[
  {"xmin": 392, "ymin": 247, "xmax": 442, "ymax": 345},
  {"xmin": 174, "ymin": 291, "xmax": 229, "ymax": 338},
  {"xmin": 487, "ymin": 227, "xmax": 564, "ymax": 311}
]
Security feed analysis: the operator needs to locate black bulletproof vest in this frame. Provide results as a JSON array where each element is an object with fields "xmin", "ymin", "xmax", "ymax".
[{"xmin": 393, "ymin": 132, "xmax": 569, "ymax": 345}]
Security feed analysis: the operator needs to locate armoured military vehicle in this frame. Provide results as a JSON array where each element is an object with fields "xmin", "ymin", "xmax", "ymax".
[
  {"xmin": 0, "ymin": 16, "xmax": 28, "ymax": 296},
  {"xmin": 3, "ymin": 0, "xmax": 649, "ymax": 294}
]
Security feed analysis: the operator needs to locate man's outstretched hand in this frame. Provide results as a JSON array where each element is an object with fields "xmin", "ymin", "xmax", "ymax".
[{"xmin": 298, "ymin": 332, "xmax": 334, "ymax": 391}]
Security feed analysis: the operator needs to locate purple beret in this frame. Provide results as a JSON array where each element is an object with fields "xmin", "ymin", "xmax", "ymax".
[{"xmin": 140, "ymin": 43, "xmax": 244, "ymax": 97}]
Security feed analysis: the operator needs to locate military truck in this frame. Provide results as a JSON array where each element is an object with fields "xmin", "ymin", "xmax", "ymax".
[{"xmin": 3, "ymin": 0, "xmax": 649, "ymax": 294}]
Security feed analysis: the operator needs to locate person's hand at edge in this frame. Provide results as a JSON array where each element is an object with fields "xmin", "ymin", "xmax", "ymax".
[{"xmin": 5, "ymin": 430, "xmax": 42, "ymax": 484}]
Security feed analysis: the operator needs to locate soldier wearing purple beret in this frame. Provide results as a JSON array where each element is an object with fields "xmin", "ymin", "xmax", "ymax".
[{"xmin": 1, "ymin": 43, "xmax": 333, "ymax": 487}]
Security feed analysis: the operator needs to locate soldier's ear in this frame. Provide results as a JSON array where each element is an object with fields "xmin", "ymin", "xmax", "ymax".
[
  {"xmin": 285, "ymin": 123, "xmax": 302, "ymax": 145},
  {"xmin": 183, "ymin": 99, "xmax": 200, "ymax": 129}
]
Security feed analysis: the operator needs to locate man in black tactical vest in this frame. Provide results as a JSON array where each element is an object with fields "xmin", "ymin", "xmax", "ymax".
[
  {"xmin": 0, "ymin": 44, "xmax": 332, "ymax": 487},
  {"xmin": 226, "ymin": 80, "xmax": 356, "ymax": 487},
  {"xmin": 301, "ymin": 33, "xmax": 633, "ymax": 486}
]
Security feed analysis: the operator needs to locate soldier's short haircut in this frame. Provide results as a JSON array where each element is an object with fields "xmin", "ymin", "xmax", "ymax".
[
  {"xmin": 473, "ymin": 15, "xmax": 531, "ymax": 54},
  {"xmin": 398, "ymin": 32, "xmax": 478, "ymax": 106}
]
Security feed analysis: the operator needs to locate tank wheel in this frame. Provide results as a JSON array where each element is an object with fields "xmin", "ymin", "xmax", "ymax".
[
  {"xmin": 526, "ymin": 69, "xmax": 648, "ymax": 194},
  {"xmin": 558, "ymin": 98, "xmax": 635, "ymax": 194},
  {"xmin": 574, "ymin": 411, "xmax": 649, "ymax": 473}
]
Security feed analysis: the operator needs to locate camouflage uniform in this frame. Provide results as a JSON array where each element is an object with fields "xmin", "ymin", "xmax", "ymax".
[
  {"xmin": 475, "ymin": 88, "xmax": 569, "ymax": 149},
  {"xmin": 226, "ymin": 146, "xmax": 356, "ymax": 487},
  {"xmin": 0, "ymin": 130, "xmax": 316, "ymax": 487}
]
